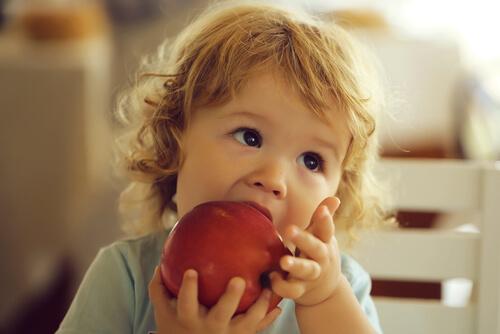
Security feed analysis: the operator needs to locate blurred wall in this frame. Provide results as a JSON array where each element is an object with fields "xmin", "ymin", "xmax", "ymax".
[
  {"xmin": 0, "ymin": 1, "xmax": 203, "ymax": 331},
  {"xmin": 0, "ymin": 33, "xmax": 113, "ymax": 324}
]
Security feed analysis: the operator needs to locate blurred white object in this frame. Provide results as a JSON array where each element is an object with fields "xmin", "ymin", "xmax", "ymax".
[
  {"xmin": 356, "ymin": 31, "xmax": 463, "ymax": 156},
  {"xmin": 442, "ymin": 278, "xmax": 473, "ymax": 308},
  {"xmin": 350, "ymin": 159, "xmax": 500, "ymax": 334},
  {"xmin": 0, "ymin": 32, "xmax": 112, "ymax": 325},
  {"xmin": 460, "ymin": 75, "xmax": 500, "ymax": 161}
]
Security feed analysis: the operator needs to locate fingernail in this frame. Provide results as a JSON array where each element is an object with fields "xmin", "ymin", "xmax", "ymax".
[
  {"xmin": 185, "ymin": 269, "xmax": 197, "ymax": 279},
  {"xmin": 289, "ymin": 226, "xmax": 299, "ymax": 237},
  {"xmin": 323, "ymin": 205, "xmax": 331, "ymax": 217},
  {"xmin": 334, "ymin": 197, "xmax": 341, "ymax": 211},
  {"xmin": 231, "ymin": 277, "xmax": 245, "ymax": 290}
]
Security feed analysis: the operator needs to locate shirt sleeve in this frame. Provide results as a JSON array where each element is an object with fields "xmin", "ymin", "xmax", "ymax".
[
  {"xmin": 56, "ymin": 245, "xmax": 135, "ymax": 334},
  {"xmin": 342, "ymin": 254, "xmax": 383, "ymax": 334}
]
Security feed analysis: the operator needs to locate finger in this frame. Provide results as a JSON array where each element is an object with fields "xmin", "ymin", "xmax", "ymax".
[
  {"xmin": 255, "ymin": 307, "xmax": 282, "ymax": 332},
  {"xmin": 207, "ymin": 277, "xmax": 246, "ymax": 326},
  {"xmin": 318, "ymin": 196, "xmax": 341, "ymax": 216},
  {"xmin": 285, "ymin": 226, "xmax": 329, "ymax": 264},
  {"xmin": 242, "ymin": 289, "xmax": 272, "ymax": 325},
  {"xmin": 148, "ymin": 266, "xmax": 175, "ymax": 318},
  {"xmin": 310, "ymin": 197, "xmax": 340, "ymax": 242},
  {"xmin": 310, "ymin": 197, "xmax": 340, "ymax": 225},
  {"xmin": 312, "ymin": 205, "xmax": 335, "ymax": 243},
  {"xmin": 270, "ymin": 271, "xmax": 306, "ymax": 300},
  {"xmin": 177, "ymin": 269, "xmax": 199, "ymax": 323},
  {"xmin": 280, "ymin": 255, "xmax": 321, "ymax": 280}
]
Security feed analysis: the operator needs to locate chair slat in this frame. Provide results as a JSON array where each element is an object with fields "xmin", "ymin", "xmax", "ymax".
[
  {"xmin": 477, "ymin": 165, "xmax": 500, "ymax": 334},
  {"xmin": 375, "ymin": 297, "xmax": 475, "ymax": 334},
  {"xmin": 351, "ymin": 229, "xmax": 480, "ymax": 281},
  {"xmin": 363, "ymin": 159, "xmax": 500, "ymax": 334},
  {"xmin": 376, "ymin": 159, "xmax": 482, "ymax": 212}
]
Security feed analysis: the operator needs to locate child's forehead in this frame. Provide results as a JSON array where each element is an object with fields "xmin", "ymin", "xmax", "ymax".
[
  {"xmin": 230, "ymin": 70, "xmax": 341, "ymax": 124},
  {"xmin": 215, "ymin": 72, "xmax": 347, "ymax": 134},
  {"xmin": 214, "ymin": 86, "xmax": 352, "ymax": 164},
  {"xmin": 191, "ymin": 70, "xmax": 352, "ymax": 163}
]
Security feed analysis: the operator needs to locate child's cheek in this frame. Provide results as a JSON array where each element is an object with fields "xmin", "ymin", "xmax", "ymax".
[
  {"xmin": 297, "ymin": 167, "xmax": 328, "ymax": 189},
  {"xmin": 275, "ymin": 200, "xmax": 312, "ymax": 237}
]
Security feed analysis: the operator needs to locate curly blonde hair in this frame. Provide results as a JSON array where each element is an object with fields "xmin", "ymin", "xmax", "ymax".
[{"xmin": 114, "ymin": 0, "xmax": 393, "ymax": 240}]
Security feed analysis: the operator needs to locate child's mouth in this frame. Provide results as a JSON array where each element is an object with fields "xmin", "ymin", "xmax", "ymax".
[{"xmin": 242, "ymin": 201, "xmax": 273, "ymax": 222}]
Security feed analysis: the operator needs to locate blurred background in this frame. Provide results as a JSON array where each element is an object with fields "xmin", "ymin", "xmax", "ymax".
[{"xmin": 0, "ymin": 0, "xmax": 499, "ymax": 333}]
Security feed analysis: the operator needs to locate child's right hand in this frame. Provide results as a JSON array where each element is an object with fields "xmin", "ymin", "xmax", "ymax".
[{"xmin": 148, "ymin": 266, "xmax": 281, "ymax": 334}]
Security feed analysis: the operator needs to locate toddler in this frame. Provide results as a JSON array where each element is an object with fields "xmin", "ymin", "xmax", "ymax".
[{"xmin": 57, "ymin": 1, "xmax": 391, "ymax": 333}]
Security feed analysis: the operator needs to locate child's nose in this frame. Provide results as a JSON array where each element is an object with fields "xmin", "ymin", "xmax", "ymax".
[{"xmin": 246, "ymin": 163, "xmax": 287, "ymax": 199}]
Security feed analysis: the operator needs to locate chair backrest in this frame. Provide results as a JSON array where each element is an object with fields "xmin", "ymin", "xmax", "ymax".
[{"xmin": 350, "ymin": 158, "xmax": 500, "ymax": 334}]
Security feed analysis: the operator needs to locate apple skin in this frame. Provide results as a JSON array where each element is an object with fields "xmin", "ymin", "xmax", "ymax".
[{"xmin": 160, "ymin": 201, "xmax": 291, "ymax": 315}]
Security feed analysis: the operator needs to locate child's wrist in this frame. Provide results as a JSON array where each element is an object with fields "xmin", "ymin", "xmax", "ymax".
[
  {"xmin": 296, "ymin": 274, "xmax": 349, "ymax": 309},
  {"xmin": 330, "ymin": 274, "xmax": 350, "ymax": 299},
  {"xmin": 319, "ymin": 274, "xmax": 349, "ymax": 305}
]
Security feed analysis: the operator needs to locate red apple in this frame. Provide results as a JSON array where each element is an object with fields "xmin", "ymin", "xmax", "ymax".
[{"xmin": 160, "ymin": 201, "xmax": 291, "ymax": 315}]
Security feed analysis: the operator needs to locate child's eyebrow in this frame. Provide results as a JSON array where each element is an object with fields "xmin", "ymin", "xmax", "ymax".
[
  {"xmin": 217, "ymin": 110, "xmax": 270, "ymax": 123},
  {"xmin": 312, "ymin": 137, "xmax": 341, "ymax": 161}
]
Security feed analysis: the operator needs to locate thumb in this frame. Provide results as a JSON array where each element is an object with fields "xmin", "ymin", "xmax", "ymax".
[
  {"xmin": 310, "ymin": 196, "xmax": 340, "ymax": 225},
  {"xmin": 308, "ymin": 197, "xmax": 341, "ymax": 243},
  {"xmin": 323, "ymin": 196, "xmax": 341, "ymax": 216}
]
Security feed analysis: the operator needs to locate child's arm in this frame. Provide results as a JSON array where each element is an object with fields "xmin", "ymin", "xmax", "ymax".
[
  {"xmin": 270, "ymin": 197, "xmax": 377, "ymax": 334},
  {"xmin": 295, "ymin": 275, "xmax": 376, "ymax": 333}
]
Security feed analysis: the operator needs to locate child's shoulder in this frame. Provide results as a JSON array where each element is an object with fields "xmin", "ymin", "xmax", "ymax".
[
  {"xmin": 95, "ymin": 228, "xmax": 171, "ymax": 276},
  {"xmin": 112, "ymin": 228, "xmax": 171, "ymax": 255},
  {"xmin": 340, "ymin": 252, "xmax": 371, "ymax": 287}
]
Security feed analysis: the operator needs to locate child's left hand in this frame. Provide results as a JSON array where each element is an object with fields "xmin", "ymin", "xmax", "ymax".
[{"xmin": 270, "ymin": 197, "xmax": 342, "ymax": 306}]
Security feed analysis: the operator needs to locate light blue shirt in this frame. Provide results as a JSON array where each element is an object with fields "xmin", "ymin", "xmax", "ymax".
[{"xmin": 57, "ymin": 229, "xmax": 382, "ymax": 334}]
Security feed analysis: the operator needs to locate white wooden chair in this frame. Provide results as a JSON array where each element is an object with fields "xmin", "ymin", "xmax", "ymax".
[{"xmin": 351, "ymin": 158, "xmax": 500, "ymax": 334}]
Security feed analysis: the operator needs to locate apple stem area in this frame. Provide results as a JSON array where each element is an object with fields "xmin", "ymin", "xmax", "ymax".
[{"xmin": 260, "ymin": 272, "xmax": 272, "ymax": 289}]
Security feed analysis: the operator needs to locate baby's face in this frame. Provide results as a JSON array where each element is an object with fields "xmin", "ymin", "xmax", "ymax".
[{"xmin": 175, "ymin": 72, "xmax": 351, "ymax": 238}]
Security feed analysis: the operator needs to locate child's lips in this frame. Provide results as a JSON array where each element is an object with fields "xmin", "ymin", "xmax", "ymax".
[{"xmin": 243, "ymin": 201, "xmax": 273, "ymax": 222}]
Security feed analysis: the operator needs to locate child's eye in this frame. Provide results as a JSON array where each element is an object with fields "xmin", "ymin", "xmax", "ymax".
[
  {"xmin": 231, "ymin": 127, "xmax": 262, "ymax": 148},
  {"xmin": 298, "ymin": 152, "xmax": 325, "ymax": 172}
]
